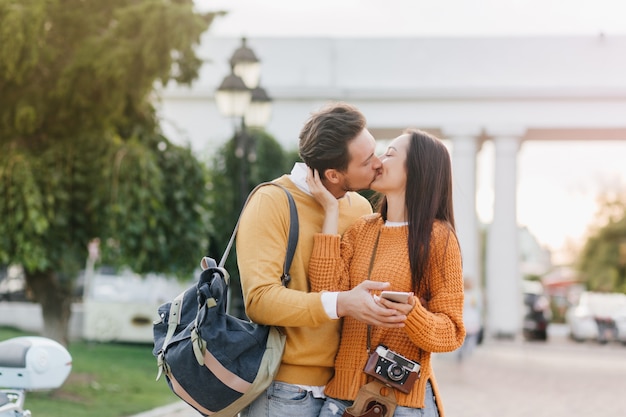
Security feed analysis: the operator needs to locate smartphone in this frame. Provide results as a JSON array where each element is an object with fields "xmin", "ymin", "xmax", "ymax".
[{"xmin": 380, "ymin": 291, "xmax": 412, "ymax": 304}]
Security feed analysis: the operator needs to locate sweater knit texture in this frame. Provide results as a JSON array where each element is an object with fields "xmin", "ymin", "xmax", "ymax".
[
  {"xmin": 309, "ymin": 214, "xmax": 465, "ymax": 415},
  {"xmin": 236, "ymin": 175, "xmax": 373, "ymax": 386}
]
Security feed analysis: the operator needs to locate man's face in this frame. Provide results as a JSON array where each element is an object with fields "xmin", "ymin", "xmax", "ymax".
[{"xmin": 337, "ymin": 128, "xmax": 382, "ymax": 192}]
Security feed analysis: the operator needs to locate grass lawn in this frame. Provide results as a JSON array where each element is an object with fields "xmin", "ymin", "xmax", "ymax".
[{"xmin": 0, "ymin": 326, "xmax": 180, "ymax": 417}]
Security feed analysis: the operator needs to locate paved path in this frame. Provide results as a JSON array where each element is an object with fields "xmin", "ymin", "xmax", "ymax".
[
  {"xmin": 138, "ymin": 328, "xmax": 626, "ymax": 417},
  {"xmin": 433, "ymin": 337, "xmax": 626, "ymax": 417}
]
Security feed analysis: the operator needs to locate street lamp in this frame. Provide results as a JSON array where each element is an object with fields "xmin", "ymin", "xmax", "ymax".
[
  {"xmin": 215, "ymin": 38, "xmax": 272, "ymax": 320},
  {"xmin": 215, "ymin": 37, "xmax": 272, "ymax": 200}
]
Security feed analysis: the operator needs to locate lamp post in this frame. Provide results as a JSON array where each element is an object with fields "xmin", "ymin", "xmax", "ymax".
[
  {"xmin": 215, "ymin": 38, "xmax": 272, "ymax": 319},
  {"xmin": 215, "ymin": 37, "xmax": 272, "ymax": 209}
]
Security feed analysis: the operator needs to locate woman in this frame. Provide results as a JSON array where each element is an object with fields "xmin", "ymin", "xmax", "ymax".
[{"xmin": 307, "ymin": 129, "xmax": 465, "ymax": 417}]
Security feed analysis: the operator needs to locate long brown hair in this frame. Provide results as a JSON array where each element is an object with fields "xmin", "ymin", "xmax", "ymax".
[{"xmin": 378, "ymin": 129, "xmax": 456, "ymax": 293}]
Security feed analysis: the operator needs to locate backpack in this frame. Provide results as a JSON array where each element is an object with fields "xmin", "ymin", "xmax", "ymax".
[{"xmin": 153, "ymin": 182, "xmax": 298, "ymax": 417}]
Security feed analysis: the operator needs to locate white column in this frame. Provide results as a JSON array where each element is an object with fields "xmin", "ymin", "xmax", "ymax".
[
  {"xmin": 444, "ymin": 127, "xmax": 482, "ymax": 285},
  {"xmin": 486, "ymin": 129, "xmax": 523, "ymax": 338}
]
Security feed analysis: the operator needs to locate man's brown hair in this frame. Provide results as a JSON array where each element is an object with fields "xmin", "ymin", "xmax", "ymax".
[{"xmin": 298, "ymin": 102, "xmax": 367, "ymax": 177}]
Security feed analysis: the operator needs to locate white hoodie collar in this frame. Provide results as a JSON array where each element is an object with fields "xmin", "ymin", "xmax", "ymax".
[{"xmin": 288, "ymin": 162, "xmax": 311, "ymax": 195}]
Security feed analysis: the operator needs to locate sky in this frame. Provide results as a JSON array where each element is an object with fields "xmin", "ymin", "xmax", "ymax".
[
  {"xmin": 194, "ymin": 0, "xmax": 626, "ymax": 264},
  {"xmin": 198, "ymin": 0, "xmax": 626, "ymax": 38}
]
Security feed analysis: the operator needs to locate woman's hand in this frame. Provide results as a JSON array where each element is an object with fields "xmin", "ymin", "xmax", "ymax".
[
  {"xmin": 375, "ymin": 292, "xmax": 416, "ymax": 316},
  {"xmin": 306, "ymin": 167, "xmax": 338, "ymax": 211},
  {"xmin": 306, "ymin": 167, "xmax": 339, "ymax": 234}
]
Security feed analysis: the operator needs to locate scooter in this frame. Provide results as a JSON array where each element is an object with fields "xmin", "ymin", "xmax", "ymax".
[{"xmin": 0, "ymin": 336, "xmax": 72, "ymax": 417}]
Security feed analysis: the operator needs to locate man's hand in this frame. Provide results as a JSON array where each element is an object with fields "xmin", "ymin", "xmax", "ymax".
[{"xmin": 337, "ymin": 281, "xmax": 407, "ymax": 328}]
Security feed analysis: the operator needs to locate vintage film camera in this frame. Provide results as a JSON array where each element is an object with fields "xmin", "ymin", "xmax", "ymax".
[{"xmin": 364, "ymin": 345, "xmax": 420, "ymax": 394}]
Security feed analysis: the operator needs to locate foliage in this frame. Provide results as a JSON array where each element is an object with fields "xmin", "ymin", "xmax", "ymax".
[
  {"xmin": 0, "ymin": 326, "xmax": 177, "ymax": 417},
  {"xmin": 578, "ymin": 197, "xmax": 626, "ymax": 293},
  {"xmin": 0, "ymin": 0, "xmax": 218, "ymax": 342},
  {"xmin": 0, "ymin": 0, "xmax": 216, "ymax": 139},
  {"xmin": 206, "ymin": 130, "xmax": 300, "ymax": 318},
  {"xmin": 1, "ymin": 133, "xmax": 119, "ymax": 281},
  {"xmin": 524, "ymin": 274, "xmax": 542, "ymax": 282},
  {"xmin": 100, "ymin": 131, "xmax": 212, "ymax": 276}
]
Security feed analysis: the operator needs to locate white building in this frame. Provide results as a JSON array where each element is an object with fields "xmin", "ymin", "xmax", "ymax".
[
  {"xmin": 157, "ymin": 35, "xmax": 626, "ymax": 338},
  {"xmin": 519, "ymin": 226, "xmax": 552, "ymax": 278}
]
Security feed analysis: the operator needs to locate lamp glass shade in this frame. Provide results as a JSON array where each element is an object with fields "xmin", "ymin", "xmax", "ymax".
[
  {"xmin": 215, "ymin": 89, "xmax": 251, "ymax": 117},
  {"xmin": 244, "ymin": 100, "xmax": 272, "ymax": 128},
  {"xmin": 233, "ymin": 61, "xmax": 261, "ymax": 89}
]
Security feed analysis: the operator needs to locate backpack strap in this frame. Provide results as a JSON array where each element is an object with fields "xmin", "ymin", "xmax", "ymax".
[
  {"xmin": 218, "ymin": 181, "xmax": 298, "ymax": 287},
  {"xmin": 156, "ymin": 292, "xmax": 184, "ymax": 380}
]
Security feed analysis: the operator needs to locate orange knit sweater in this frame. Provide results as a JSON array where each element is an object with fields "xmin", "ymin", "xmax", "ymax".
[{"xmin": 309, "ymin": 214, "xmax": 465, "ymax": 415}]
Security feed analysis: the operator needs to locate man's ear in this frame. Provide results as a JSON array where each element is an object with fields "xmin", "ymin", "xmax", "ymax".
[{"xmin": 323, "ymin": 168, "xmax": 342, "ymax": 184}]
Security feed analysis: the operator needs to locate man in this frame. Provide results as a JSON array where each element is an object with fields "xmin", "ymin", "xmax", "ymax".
[{"xmin": 237, "ymin": 102, "xmax": 406, "ymax": 417}]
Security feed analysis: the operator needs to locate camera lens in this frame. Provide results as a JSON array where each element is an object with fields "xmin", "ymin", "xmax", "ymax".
[{"xmin": 387, "ymin": 364, "xmax": 405, "ymax": 381}]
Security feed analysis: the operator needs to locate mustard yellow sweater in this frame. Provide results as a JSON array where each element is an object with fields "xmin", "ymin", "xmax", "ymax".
[
  {"xmin": 309, "ymin": 214, "xmax": 465, "ymax": 415},
  {"xmin": 236, "ymin": 175, "xmax": 373, "ymax": 386}
]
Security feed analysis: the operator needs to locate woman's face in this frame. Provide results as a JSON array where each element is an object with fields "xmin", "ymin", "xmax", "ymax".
[{"xmin": 371, "ymin": 133, "xmax": 410, "ymax": 194}]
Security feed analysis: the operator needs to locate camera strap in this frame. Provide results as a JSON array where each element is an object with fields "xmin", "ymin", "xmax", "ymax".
[
  {"xmin": 342, "ymin": 381, "xmax": 397, "ymax": 417},
  {"xmin": 366, "ymin": 228, "xmax": 382, "ymax": 354},
  {"xmin": 358, "ymin": 224, "xmax": 419, "ymax": 405}
]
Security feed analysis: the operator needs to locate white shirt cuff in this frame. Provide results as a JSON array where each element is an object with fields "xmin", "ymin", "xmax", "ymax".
[{"xmin": 321, "ymin": 292, "xmax": 339, "ymax": 320}]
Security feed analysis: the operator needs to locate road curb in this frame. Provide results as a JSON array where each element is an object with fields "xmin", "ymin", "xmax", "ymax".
[{"xmin": 129, "ymin": 401, "xmax": 190, "ymax": 417}]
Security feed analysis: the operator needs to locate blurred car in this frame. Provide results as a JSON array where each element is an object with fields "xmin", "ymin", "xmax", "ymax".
[
  {"xmin": 615, "ymin": 306, "xmax": 626, "ymax": 345},
  {"xmin": 0, "ymin": 265, "xmax": 28, "ymax": 302},
  {"xmin": 522, "ymin": 280, "xmax": 551, "ymax": 341},
  {"xmin": 566, "ymin": 291, "xmax": 626, "ymax": 344}
]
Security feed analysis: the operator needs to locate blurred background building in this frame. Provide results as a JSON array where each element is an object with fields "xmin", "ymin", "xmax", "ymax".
[{"xmin": 156, "ymin": 35, "xmax": 626, "ymax": 338}]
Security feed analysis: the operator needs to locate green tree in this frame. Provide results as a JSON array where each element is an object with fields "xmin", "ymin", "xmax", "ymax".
[
  {"xmin": 578, "ymin": 197, "xmax": 626, "ymax": 293},
  {"xmin": 206, "ymin": 130, "xmax": 300, "ymax": 319},
  {"xmin": 0, "ymin": 0, "xmax": 219, "ymax": 344}
]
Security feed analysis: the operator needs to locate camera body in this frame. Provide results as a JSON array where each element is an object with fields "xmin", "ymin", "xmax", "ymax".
[{"xmin": 364, "ymin": 345, "xmax": 420, "ymax": 394}]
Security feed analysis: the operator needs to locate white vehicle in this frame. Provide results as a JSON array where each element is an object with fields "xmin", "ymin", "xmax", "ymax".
[
  {"xmin": 565, "ymin": 291, "xmax": 626, "ymax": 344},
  {"xmin": 0, "ymin": 337, "xmax": 72, "ymax": 417}
]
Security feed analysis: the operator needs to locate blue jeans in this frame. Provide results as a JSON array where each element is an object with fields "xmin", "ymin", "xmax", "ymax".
[
  {"xmin": 318, "ymin": 381, "xmax": 439, "ymax": 417},
  {"xmin": 239, "ymin": 381, "xmax": 324, "ymax": 417},
  {"xmin": 457, "ymin": 332, "xmax": 479, "ymax": 361}
]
